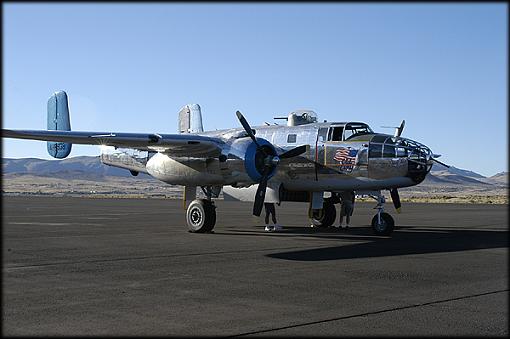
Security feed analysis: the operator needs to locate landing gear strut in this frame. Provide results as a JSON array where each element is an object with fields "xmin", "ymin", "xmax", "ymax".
[
  {"xmin": 369, "ymin": 193, "xmax": 394, "ymax": 236},
  {"xmin": 186, "ymin": 186, "xmax": 218, "ymax": 233}
]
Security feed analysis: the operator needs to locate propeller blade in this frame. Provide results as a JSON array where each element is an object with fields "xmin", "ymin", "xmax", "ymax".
[
  {"xmin": 390, "ymin": 188, "xmax": 402, "ymax": 213},
  {"xmin": 236, "ymin": 111, "xmax": 259, "ymax": 146},
  {"xmin": 431, "ymin": 158, "xmax": 450, "ymax": 168},
  {"xmin": 253, "ymin": 171, "xmax": 270, "ymax": 216},
  {"xmin": 395, "ymin": 120, "xmax": 405, "ymax": 137},
  {"xmin": 279, "ymin": 145, "xmax": 308, "ymax": 159}
]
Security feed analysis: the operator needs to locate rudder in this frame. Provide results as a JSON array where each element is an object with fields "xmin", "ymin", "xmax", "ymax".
[{"xmin": 47, "ymin": 91, "xmax": 72, "ymax": 158}]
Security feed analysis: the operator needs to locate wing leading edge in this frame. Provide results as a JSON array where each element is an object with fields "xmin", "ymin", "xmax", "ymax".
[{"xmin": 2, "ymin": 129, "xmax": 225, "ymax": 158}]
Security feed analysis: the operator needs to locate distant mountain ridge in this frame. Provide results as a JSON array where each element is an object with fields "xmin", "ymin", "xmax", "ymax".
[
  {"xmin": 428, "ymin": 164, "xmax": 507, "ymax": 186},
  {"xmin": 3, "ymin": 156, "xmax": 150, "ymax": 180},
  {"xmin": 431, "ymin": 165, "xmax": 485, "ymax": 179},
  {"xmin": 2, "ymin": 156, "xmax": 508, "ymax": 187}
]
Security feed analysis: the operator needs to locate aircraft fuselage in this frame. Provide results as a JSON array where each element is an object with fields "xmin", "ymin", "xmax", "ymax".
[{"xmin": 101, "ymin": 121, "xmax": 433, "ymax": 193}]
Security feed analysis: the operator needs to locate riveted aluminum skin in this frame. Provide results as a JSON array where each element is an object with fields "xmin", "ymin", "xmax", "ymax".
[{"xmin": 105, "ymin": 119, "xmax": 433, "ymax": 192}]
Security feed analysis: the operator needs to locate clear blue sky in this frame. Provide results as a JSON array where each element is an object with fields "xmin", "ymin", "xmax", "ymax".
[{"xmin": 3, "ymin": 3, "xmax": 507, "ymax": 177}]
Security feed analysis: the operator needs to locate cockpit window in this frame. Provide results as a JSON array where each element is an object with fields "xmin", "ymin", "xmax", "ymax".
[
  {"xmin": 328, "ymin": 127, "xmax": 344, "ymax": 141},
  {"xmin": 382, "ymin": 145, "xmax": 396, "ymax": 158},
  {"xmin": 369, "ymin": 143, "xmax": 382, "ymax": 158},
  {"xmin": 396, "ymin": 147, "xmax": 407, "ymax": 157},
  {"xmin": 371, "ymin": 135, "xmax": 388, "ymax": 143},
  {"xmin": 344, "ymin": 123, "xmax": 373, "ymax": 140}
]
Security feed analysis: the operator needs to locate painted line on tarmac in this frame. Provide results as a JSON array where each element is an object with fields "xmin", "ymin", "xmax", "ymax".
[
  {"xmin": 229, "ymin": 289, "xmax": 510, "ymax": 337},
  {"xmin": 5, "ymin": 213, "xmax": 139, "ymax": 218},
  {"xmin": 8, "ymin": 222, "xmax": 103, "ymax": 226},
  {"xmin": 4, "ymin": 245, "xmax": 333, "ymax": 271}
]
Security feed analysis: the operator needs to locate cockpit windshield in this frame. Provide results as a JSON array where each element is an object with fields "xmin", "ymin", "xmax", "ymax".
[{"xmin": 343, "ymin": 123, "xmax": 374, "ymax": 140}]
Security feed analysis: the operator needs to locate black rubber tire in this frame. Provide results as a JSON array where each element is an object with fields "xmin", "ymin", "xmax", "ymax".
[
  {"xmin": 310, "ymin": 199, "xmax": 337, "ymax": 228},
  {"xmin": 371, "ymin": 212, "xmax": 394, "ymax": 236},
  {"xmin": 186, "ymin": 199, "xmax": 216, "ymax": 233},
  {"xmin": 204, "ymin": 201, "xmax": 216, "ymax": 231}
]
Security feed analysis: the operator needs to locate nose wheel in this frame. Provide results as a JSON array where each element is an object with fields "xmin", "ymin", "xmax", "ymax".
[
  {"xmin": 371, "ymin": 212, "xmax": 394, "ymax": 235},
  {"xmin": 369, "ymin": 193, "xmax": 395, "ymax": 236}
]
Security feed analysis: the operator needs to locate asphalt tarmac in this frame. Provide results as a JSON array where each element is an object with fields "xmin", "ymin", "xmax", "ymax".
[{"xmin": 2, "ymin": 196, "xmax": 508, "ymax": 336}]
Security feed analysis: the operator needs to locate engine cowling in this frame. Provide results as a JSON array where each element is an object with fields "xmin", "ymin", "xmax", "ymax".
[{"xmin": 229, "ymin": 137, "xmax": 278, "ymax": 183}]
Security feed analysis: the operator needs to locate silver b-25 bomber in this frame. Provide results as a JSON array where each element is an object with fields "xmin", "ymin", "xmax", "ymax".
[{"xmin": 3, "ymin": 91, "xmax": 448, "ymax": 235}]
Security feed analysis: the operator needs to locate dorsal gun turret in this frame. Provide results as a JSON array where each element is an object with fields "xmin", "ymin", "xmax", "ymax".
[{"xmin": 275, "ymin": 110, "xmax": 318, "ymax": 126}]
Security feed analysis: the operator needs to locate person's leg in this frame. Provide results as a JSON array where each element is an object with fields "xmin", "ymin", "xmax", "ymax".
[
  {"xmin": 270, "ymin": 205, "xmax": 277, "ymax": 224},
  {"xmin": 264, "ymin": 204, "xmax": 273, "ymax": 231},
  {"xmin": 269, "ymin": 204, "xmax": 282, "ymax": 230},
  {"xmin": 346, "ymin": 205, "xmax": 353, "ymax": 228}
]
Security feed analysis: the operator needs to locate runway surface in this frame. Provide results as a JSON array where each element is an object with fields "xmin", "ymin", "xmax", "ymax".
[{"xmin": 2, "ymin": 196, "xmax": 508, "ymax": 336}]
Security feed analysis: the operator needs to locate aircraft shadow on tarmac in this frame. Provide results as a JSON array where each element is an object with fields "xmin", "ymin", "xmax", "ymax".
[{"xmin": 220, "ymin": 226, "xmax": 509, "ymax": 261}]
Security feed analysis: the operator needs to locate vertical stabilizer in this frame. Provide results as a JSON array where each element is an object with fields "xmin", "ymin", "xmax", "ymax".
[
  {"xmin": 47, "ymin": 91, "xmax": 72, "ymax": 158},
  {"xmin": 178, "ymin": 104, "xmax": 203, "ymax": 133}
]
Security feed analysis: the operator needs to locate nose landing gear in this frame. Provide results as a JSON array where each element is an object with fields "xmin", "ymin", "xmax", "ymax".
[{"xmin": 369, "ymin": 193, "xmax": 395, "ymax": 236}]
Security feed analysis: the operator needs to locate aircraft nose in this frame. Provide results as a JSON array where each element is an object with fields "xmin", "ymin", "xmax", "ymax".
[{"xmin": 404, "ymin": 138, "xmax": 433, "ymax": 183}]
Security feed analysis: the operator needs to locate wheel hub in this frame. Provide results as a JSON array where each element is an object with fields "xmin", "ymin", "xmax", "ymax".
[
  {"xmin": 375, "ymin": 219, "xmax": 387, "ymax": 232},
  {"xmin": 190, "ymin": 207, "xmax": 202, "ymax": 225}
]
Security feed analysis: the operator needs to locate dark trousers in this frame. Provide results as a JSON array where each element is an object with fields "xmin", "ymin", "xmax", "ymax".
[{"xmin": 264, "ymin": 203, "xmax": 277, "ymax": 224}]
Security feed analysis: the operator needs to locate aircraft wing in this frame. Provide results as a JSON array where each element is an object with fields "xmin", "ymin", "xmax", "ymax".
[{"xmin": 2, "ymin": 129, "xmax": 225, "ymax": 157}]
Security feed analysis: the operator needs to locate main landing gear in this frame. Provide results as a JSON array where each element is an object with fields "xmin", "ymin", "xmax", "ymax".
[
  {"xmin": 309, "ymin": 198, "xmax": 336, "ymax": 228},
  {"xmin": 309, "ymin": 191, "xmax": 395, "ymax": 235},
  {"xmin": 369, "ymin": 193, "xmax": 395, "ymax": 236},
  {"xmin": 186, "ymin": 186, "xmax": 218, "ymax": 233},
  {"xmin": 186, "ymin": 199, "xmax": 216, "ymax": 233}
]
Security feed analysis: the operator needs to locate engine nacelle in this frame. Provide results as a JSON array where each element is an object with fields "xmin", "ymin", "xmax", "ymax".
[
  {"xmin": 145, "ymin": 137, "xmax": 279, "ymax": 187},
  {"xmin": 146, "ymin": 153, "xmax": 225, "ymax": 186},
  {"xmin": 228, "ymin": 137, "xmax": 278, "ymax": 183}
]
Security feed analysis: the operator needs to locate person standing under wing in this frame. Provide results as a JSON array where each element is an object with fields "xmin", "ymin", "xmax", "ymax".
[
  {"xmin": 264, "ymin": 202, "xmax": 282, "ymax": 232},
  {"xmin": 339, "ymin": 191, "xmax": 355, "ymax": 229}
]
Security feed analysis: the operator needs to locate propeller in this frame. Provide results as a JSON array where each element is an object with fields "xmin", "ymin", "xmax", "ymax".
[
  {"xmin": 236, "ymin": 111, "xmax": 259, "ymax": 147},
  {"xmin": 253, "ymin": 168, "xmax": 271, "ymax": 216},
  {"xmin": 430, "ymin": 154, "xmax": 450, "ymax": 168},
  {"xmin": 279, "ymin": 145, "xmax": 308, "ymax": 159},
  {"xmin": 236, "ymin": 111, "xmax": 308, "ymax": 216},
  {"xmin": 395, "ymin": 120, "xmax": 405, "ymax": 137},
  {"xmin": 381, "ymin": 120, "xmax": 405, "ymax": 137},
  {"xmin": 390, "ymin": 188, "xmax": 402, "ymax": 213}
]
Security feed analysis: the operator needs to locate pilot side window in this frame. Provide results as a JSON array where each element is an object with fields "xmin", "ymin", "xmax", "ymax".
[
  {"xmin": 328, "ymin": 127, "xmax": 344, "ymax": 141},
  {"xmin": 369, "ymin": 144, "xmax": 382, "ymax": 158},
  {"xmin": 287, "ymin": 134, "xmax": 297, "ymax": 143},
  {"xmin": 382, "ymin": 145, "xmax": 396, "ymax": 158},
  {"xmin": 318, "ymin": 127, "xmax": 328, "ymax": 142}
]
